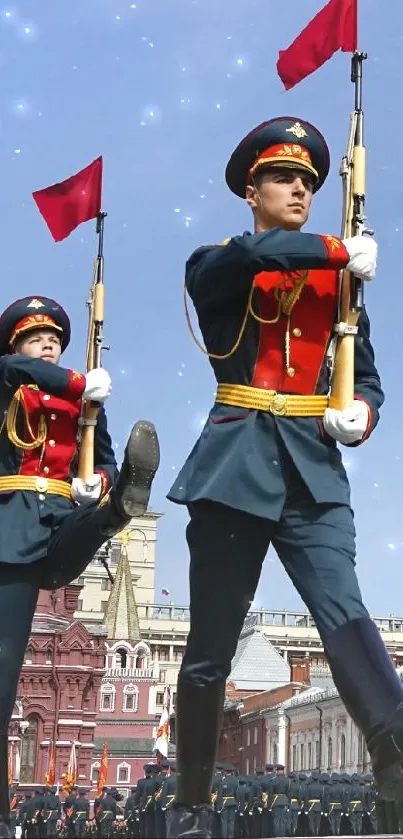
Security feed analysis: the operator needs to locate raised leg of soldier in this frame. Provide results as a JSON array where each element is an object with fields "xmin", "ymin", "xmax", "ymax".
[
  {"xmin": 0, "ymin": 561, "xmax": 43, "ymax": 838},
  {"xmin": 272, "ymin": 473, "xmax": 403, "ymax": 802},
  {"xmin": 40, "ymin": 420, "xmax": 160, "ymax": 589},
  {"xmin": 167, "ymin": 500, "xmax": 272, "ymax": 839}
]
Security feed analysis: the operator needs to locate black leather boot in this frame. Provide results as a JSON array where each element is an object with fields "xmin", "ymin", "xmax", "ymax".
[
  {"xmin": 109, "ymin": 420, "xmax": 160, "ymax": 519},
  {"xmin": 0, "ymin": 737, "xmax": 11, "ymax": 838},
  {"xmin": 324, "ymin": 617, "xmax": 403, "ymax": 800},
  {"xmin": 166, "ymin": 678, "xmax": 225, "ymax": 838}
]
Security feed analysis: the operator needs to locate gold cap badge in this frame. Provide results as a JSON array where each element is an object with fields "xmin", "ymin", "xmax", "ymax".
[{"xmin": 286, "ymin": 122, "xmax": 308, "ymax": 139}]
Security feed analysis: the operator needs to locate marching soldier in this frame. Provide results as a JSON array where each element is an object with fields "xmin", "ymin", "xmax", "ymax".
[
  {"xmin": 97, "ymin": 786, "xmax": 117, "ymax": 838},
  {"xmin": 154, "ymin": 759, "xmax": 170, "ymax": 839},
  {"xmin": 141, "ymin": 764, "xmax": 159, "ymax": 839},
  {"xmin": 270, "ymin": 764, "xmax": 290, "ymax": 838},
  {"xmin": 303, "ymin": 770, "xmax": 323, "ymax": 837},
  {"xmin": 287, "ymin": 771, "xmax": 301, "ymax": 837},
  {"xmin": 327, "ymin": 774, "xmax": 343, "ymax": 837},
  {"xmin": 0, "ymin": 296, "xmax": 160, "ymax": 834},
  {"xmin": 134, "ymin": 765, "xmax": 152, "ymax": 839},
  {"xmin": 42, "ymin": 785, "xmax": 61, "ymax": 837},
  {"xmin": 347, "ymin": 773, "xmax": 365, "ymax": 835},
  {"xmin": 363, "ymin": 774, "xmax": 378, "ymax": 834},
  {"xmin": 160, "ymin": 764, "xmax": 177, "ymax": 839},
  {"xmin": 93, "ymin": 785, "xmax": 106, "ymax": 836},
  {"xmin": 216, "ymin": 765, "xmax": 238, "ymax": 839},
  {"xmin": 235, "ymin": 776, "xmax": 249, "ymax": 839},
  {"xmin": 166, "ymin": 113, "xmax": 403, "ymax": 838},
  {"xmin": 26, "ymin": 786, "xmax": 45, "ymax": 839},
  {"xmin": 124, "ymin": 787, "xmax": 137, "ymax": 838},
  {"xmin": 250, "ymin": 768, "xmax": 266, "ymax": 839},
  {"xmin": 72, "ymin": 788, "xmax": 90, "ymax": 838},
  {"xmin": 211, "ymin": 763, "xmax": 222, "ymax": 839},
  {"xmin": 64, "ymin": 785, "xmax": 78, "ymax": 838},
  {"xmin": 8, "ymin": 785, "xmax": 19, "ymax": 839},
  {"xmin": 17, "ymin": 790, "xmax": 32, "ymax": 839}
]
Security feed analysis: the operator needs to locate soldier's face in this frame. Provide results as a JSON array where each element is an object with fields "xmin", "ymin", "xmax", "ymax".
[
  {"xmin": 246, "ymin": 167, "xmax": 314, "ymax": 232},
  {"xmin": 14, "ymin": 328, "xmax": 62, "ymax": 364}
]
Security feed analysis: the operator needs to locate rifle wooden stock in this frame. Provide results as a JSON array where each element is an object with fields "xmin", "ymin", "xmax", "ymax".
[
  {"xmin": 77, "ymin": 241, "xmax": 105, "ymax": 481},
  {"xmin": 329, "ymin": 86, "xmax": 367, "ymax": 410}
]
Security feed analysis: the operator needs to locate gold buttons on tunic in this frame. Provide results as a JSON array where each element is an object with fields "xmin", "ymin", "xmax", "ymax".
[
  {"xmin": 43, "ymin": 394, "xmax": 50, "ymax": 401},
  {"xmin": 49, "ymin": 440, "xmax": 56, "ymax": 447},
  {"xmin": 50, "ymin": 413, "xmax": 57, "ymax": 420},
  {"xmin": 287, "ymin": 367, "xmax": 296, "ymax": 377},
  {"xmin": 292, "ymin": 328, "xmax": 302, "ymax": 337},
  {"xmin": 43, "ymin": 467, "xmax": 50, "ymax": 474}
]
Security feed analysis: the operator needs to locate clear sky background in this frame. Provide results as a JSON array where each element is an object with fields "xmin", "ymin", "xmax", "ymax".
[{"xmin": 1, "ymin": 0, "xmax": 402, "ymax": 615}]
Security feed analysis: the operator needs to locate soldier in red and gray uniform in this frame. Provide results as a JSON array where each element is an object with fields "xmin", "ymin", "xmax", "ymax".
[{"xmin": 0, "ymin": 296, "xmax": 160, "ymax": 838}]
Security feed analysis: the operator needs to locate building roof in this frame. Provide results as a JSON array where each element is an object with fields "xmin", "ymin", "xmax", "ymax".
[
  {"xmin": 229, "ymin": 620, "xmax": 290, "ymax": 690},
  {"xmin": 93, "ymin": 737, "xmax": 176, "ymax": 757},
  {"xmin": 103, "ymin": 539, "xmax": 140, "ymax": 642}
]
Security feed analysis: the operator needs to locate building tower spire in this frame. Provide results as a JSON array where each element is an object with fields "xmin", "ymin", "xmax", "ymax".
[{"xmin": 102, "ymin": 528, "xmax": 140, "ymax": 641}]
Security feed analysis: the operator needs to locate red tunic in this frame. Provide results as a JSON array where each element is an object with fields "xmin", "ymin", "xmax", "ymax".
[{"xmin": 251, "ymin": 268, "xmax": 339, "ymax": 394}]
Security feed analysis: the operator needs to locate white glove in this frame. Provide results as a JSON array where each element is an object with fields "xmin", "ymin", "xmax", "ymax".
[
  {"xmin": 342, "ymin": 235, "xmax": 377, "ymax": 281},
  {"xmin": 83, "ymin": 368, "xmax": 112, "ymax": 403},
  {"xmin": 323, "ymin": 400, "xmax": 369, "ymax": 445},
  {"xmin": 71, "ymin": 474, "xmax": 102, "ymax": 505}
]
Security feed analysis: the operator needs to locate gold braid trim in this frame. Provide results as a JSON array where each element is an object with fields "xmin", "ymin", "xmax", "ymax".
[
  {"xmin": 6, "ymin": 387, "xmax": 47, "ymax": 450},
  {"xmin": 184, "ymin": 271, "xmax": 309, "ymax": 359}
]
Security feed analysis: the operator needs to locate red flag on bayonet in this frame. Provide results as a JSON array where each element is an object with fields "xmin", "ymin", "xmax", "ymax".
[
  {"xmin": 277, "ymin": 0, "xmax": 358, "ymax": 90},
  {"xmin": 33, "ymin": 156, "xmax": 103, "ymax": 242}
]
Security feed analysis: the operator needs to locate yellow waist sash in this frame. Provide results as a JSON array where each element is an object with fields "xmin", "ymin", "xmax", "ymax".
[
  {"xmin": 0, "ymin": 475, "xmax": 71, "ymax": 499},
  {"xmin": 216, "ymin": 383, "xmax": 328, "ymax": 417}
]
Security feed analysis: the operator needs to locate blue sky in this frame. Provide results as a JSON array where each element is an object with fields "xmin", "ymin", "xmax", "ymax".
[{"xmin": 1, "ymin": 0, "xmax": 403, "ymax": 614}]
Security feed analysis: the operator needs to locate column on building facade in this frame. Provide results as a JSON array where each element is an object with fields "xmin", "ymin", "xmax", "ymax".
[{"xmin": 277, "ymin": 709, "xmax": 287, "ymax": 766}]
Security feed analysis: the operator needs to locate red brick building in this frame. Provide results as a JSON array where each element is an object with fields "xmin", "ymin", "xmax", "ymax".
[
  {"xmin": 9, "ymin": 539, "xmax": 173, "ymax": 798},
  {"xmin": 10, "ymin": 584, "xmax": 105, "ymax": 788}
]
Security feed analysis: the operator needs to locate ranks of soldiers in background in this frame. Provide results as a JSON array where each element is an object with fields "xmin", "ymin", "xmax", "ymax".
[{"xmin": 16, "ymin": 790, "xmax": 32, "ymax": 839}]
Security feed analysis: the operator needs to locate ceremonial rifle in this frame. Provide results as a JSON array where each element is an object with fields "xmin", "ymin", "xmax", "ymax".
[
  {"xmin": 329, "ymin": 50, "xmax": 373, "ymax": 409},
  {"xmin": 77, "ymin": 211, "xmax": 108, "ymax": 481}
]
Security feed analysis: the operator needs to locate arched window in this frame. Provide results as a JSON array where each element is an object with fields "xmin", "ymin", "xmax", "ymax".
[
  {"xmin": 100, "ymin": 683, "xmax": 116, "ymax": 712},
  {"xmin": 340, "ymin": 733, "xmax": 346, "ymax": 769},
  {"xmin": 123, "ymin": 684, "xmax": 139, "ymax": 713},
  {"xmin": 117, "ymin": 761, "xmax": 131, "ymax": 784},
  {"xmin": 115, "ymin": 648, "xmax": 127, "ymax": 670},
  {"xmin": 20, "ymin": 715, "xmax": 39, "ymax": 783},
  {"xmin": 327, "ymin": 736, "xmax": 333, "ymax": 770},
  {"xmin": 91, "ymin": 762, "xmax": 100, "ymax": 782},
  {"xmin": 134, "ymin": 643, "xmax": 150, "ymax": 670}
]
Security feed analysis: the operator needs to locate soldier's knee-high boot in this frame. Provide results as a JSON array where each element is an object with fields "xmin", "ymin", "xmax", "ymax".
[
  {"xmin": 324, "ymin": 616, "xmax": 403, "ymax": 800},
  {"xmin": 166, "ymin": 678, "xmax": 225, "ymax": 839},
  {"xmin": 0, "ymin": 737, "xmax": 10, "ymax": 838}
]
